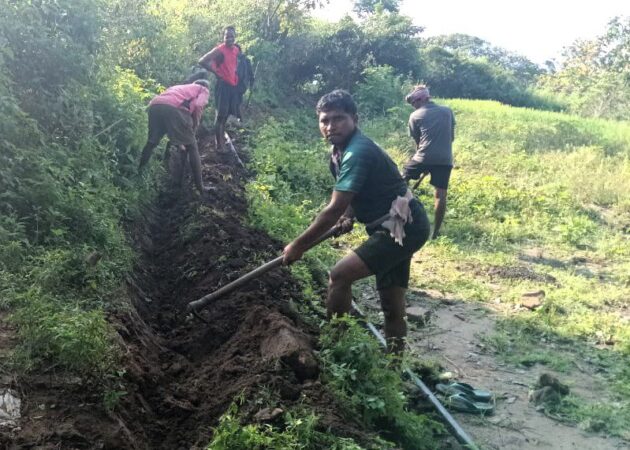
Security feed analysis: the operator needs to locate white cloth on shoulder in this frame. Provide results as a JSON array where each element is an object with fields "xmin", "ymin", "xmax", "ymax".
[{"xmin": 381, "ymin": 190, "xmax": 414, "ymax": 246}]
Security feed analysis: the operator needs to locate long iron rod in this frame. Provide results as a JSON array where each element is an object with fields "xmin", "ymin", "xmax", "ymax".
[
  {"xmin": 187, "ymin": 227, "xmax": 337, "ymax": 313},
  {"xmin": 351, "ymin": 301, "xmax": 479, "ymax": 450}
]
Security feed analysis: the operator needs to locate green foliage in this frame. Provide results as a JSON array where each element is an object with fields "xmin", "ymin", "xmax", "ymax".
[
  {"xmin": 362, "ymin": 98, "xmax": 630, "ymax": 358},
  {"xmin": 245, "ymin": 114, "xmax": 339, "ymax": 294},
  {"xmin": 543, "ymin": 395, "xmax": 630, "ymax": 440},
  {"xmin": 538, "ymin": 16, "xmax": 630, "ymax": 120},
  {"xmin": 288, "ymin": 10, "xmax": 422, "ymax": 94},
  {"xmin": 10, "ymin": 291, "xmax": 117, "ymax": 374},
  {"xmin": 0, "ymin": 0, "xmax": 155, "ymax": 375},
  {"xmin": 353, "ymin": 0, "xmax": 400, "ymax": 16},
  {"xmin": 319, "ymin": 317, "xmax": 443, "ymax": 450},
  {"xmin": 208, "ymin": 400, "xmax": 366, "ymax": 450},
  {"xmin": 423, "ymin": 33, "xmax": 545, "ymax": 85},
  {"xmin": 420, "ymin": 46, "xmax": 559, "ymax": 110},
  {"xmin": 355, "ymin": 65, "xmax": 409, "ymax": 117}
]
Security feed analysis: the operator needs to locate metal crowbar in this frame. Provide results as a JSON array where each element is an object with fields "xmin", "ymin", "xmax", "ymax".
[{"xmin": 187, "ymin": 226, "xmax": 340, "ymax": 316}]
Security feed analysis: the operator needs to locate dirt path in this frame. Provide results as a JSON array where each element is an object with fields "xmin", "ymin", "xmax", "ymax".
[
  {"xmin": 1, "ymin": 132, "xmax": 369, "ymax": 449},
  {"xmin": 357, "ymin": 285, "xmax": 627, "ymax": 449}
]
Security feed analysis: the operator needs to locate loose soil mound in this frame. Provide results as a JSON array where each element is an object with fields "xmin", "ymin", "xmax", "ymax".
[{"xmin": 2, "ymin": 132, "xmax": 367, "ymax": 449}]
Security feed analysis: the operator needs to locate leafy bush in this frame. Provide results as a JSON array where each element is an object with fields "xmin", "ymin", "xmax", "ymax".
[
  {"xmin": 355, "ymin": 65, "xmax": 409, "ymax": 118},
  {"xmin": 208, "ymin": 400, "xmax": 366, "ymax": 450},
  {"xmin": 0, "ymin": 0, "xmax": 152, "ymax": 376},
  {"xmin": 11, "ymin": 292, "xmax": 116, "ymax": 374},
  {"xmin": 319, "ymin": 317, "xmax": 443, "ymax": 450}
]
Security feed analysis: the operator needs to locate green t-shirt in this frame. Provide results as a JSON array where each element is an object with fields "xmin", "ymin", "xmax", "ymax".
[{"xmin": 333, "ymin": 130, "xmax": 407, "ymax": 224}]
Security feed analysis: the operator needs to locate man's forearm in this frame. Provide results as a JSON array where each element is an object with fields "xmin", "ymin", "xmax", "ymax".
[
  {"xmin": 294, "ymin": 205, "xmax": 343, "ymax": 250},
  {"xmin": 341, "ymin": 205, "xmax": 355, "ymax": 220}
]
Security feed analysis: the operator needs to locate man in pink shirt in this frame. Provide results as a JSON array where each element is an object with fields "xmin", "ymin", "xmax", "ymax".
[
  {"xmin": 198, "ymin": 26, "xmax": 240, "ymax": 152},
  {"xmin": 138, "ymin": 79, "xmax": 212, "ymax": 195}
]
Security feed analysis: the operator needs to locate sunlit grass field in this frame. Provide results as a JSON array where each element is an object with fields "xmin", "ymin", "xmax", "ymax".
[{"xmin": 364, "ymin": 99, "xmax": 630, "ymax": 351}]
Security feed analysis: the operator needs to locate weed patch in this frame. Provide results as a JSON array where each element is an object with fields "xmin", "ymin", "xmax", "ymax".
[
  {"xmin": 207, "ymin": 399, "xmax": 368, "ymax": 450},
  {"xmin": 320, "ymin": 317, "xmax": 444, "ymax": 450}
]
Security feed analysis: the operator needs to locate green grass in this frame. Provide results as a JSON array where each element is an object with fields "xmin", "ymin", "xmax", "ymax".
[
  {"xmin": 380, "ymin": 100, "xmax": 630, "ymax": 438},
  {"xmin": 319, "ymin": 317, "xmax": 444, "ymax": 450},
  {"xmin": 361, "ymin": 98, "xmax": 630, "ymax": 353}
]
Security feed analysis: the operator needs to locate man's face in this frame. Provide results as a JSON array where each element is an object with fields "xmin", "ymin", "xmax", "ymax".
[
  {"xmin": 224, "ymin": 29, "xmax": 236, "ymax": 46},
  {"xmin": 318, "ymin": 109, "xmax": 357, "ymax": 147}
]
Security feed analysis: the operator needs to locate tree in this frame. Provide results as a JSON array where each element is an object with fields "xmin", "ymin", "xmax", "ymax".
[
  {"xmin": 423, "ymin": 33, "xmax": 544, "ymax": 84},
  {"xmin": 353, "ymin": 0, "xmax": 400, "ymax": 16},
  {"xmin": 363, "ymin": 9, "xmax": 423, "ymax": 76},
  {"xmin": 537, "ymin": 16, "xmax": 630, "ymax": 120}
]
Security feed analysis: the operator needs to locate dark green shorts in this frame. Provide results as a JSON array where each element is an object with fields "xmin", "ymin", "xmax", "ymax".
[{"xmin": 354, "ymin": 200, "xmax": 430, "ymax": 290}]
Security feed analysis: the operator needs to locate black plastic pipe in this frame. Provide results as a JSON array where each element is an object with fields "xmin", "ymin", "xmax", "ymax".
[{"xmin": 351, "ymin": 301, "xmax": 479, "ymax": 450}]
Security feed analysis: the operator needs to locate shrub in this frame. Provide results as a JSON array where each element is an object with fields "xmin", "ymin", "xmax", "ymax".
[
  {"xmin": 11, "ymin": 291, "xmax": 117, "ymax": 375},
  {"xmin": 319, "ymin": 317, "xmax": 443, "ymax": 450},
  {"xmin": 208, "ymin": 400, "xmax": 366, "ymax": 450},
  {"xmin": 355, "ymin": 65, "xmax": 410, "ymax": 118}
]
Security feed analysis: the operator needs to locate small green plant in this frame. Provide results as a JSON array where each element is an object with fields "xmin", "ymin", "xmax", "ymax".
[
  {"xmin": 207, "ymin": 398, "xmax": 367, "ymax": 450},
  {"xmin": 543, "ymin": 395, "xmax": 630, "ymax": 440},
  {"xmin": 103, "ymin": 388, "xmax": 127, "ymax": 412},
  {"xmin": 319, "ymin": 316, "xmax": 444, "ymax": 450},
  {"xmin": 10, "ymin": 291, "xmax": 117, "ymax": 375}
]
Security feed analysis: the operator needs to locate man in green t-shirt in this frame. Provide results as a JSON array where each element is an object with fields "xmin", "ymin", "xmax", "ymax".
[{"xmin": 283, "ymin": 90, "xmax": 431, "ymax": 355}]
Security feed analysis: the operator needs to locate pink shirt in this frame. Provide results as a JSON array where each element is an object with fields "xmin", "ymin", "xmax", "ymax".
[{"xmin": 150, "ymin": 83, "xmax": 210, "ymax": 124}]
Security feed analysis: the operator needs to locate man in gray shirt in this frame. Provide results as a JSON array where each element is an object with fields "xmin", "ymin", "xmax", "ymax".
[{"xmin": 402, "ymin": 85, "xmax": 455, "ymax": 239}]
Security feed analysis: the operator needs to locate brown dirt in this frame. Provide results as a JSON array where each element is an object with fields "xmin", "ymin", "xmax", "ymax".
[
  {"xmin": 358, "ymin": 286, "xmax": 629, "ymax": 450},
  {"xmin": 0, "ymin": 131, "xmax": 369, "ymax": 449}
]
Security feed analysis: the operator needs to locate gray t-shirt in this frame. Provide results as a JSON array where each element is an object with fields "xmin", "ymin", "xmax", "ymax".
[{"xmin": 408, "ymin": 101, "xmax": 455, "ymax": 166}]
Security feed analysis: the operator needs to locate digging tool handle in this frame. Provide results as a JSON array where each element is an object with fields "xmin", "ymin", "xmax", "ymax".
[
  {"xmin": 187, "ymin": 227, "xmax": 339, "ymax": 313},
  {"xmin": 411, "ymin": 172, "xmax": 427, "ymax": 190},
  {"xmin": 187, "ymin": 213, "xmax": 391, "ymax": 313}
]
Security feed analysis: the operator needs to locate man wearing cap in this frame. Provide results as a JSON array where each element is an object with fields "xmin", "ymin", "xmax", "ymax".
[
  {"xmin": 198, "ymin": 26, "xmax": 241, "ymax": 152},
  {"xmin": 138, "ymin": 79, "xmax": 212, "ymax": 196},
  {"xmin": 402, "ymin": 85, "xmax": 456, "ymax": 239}
]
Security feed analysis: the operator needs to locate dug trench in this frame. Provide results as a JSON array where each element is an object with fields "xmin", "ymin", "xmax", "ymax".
[{"xmin": 4, "ymin": 131, "xmax": 371, "ymax": 449}]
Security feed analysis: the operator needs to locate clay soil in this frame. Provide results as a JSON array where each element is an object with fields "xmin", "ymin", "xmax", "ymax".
[{"xmin": 1, "ymin": 131, "xmax": 369, "ymax": 449}]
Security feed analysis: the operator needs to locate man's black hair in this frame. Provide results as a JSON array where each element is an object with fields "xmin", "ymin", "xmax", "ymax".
[
  {"xmin": 316, "ymin": 89, "xmax": 357, "ymax": 115},
  {"xmin": 224, "ymin": 26, "xmax": 236, "ymax": 34}
]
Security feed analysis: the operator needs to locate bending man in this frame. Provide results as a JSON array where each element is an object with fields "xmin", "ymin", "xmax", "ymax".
[
  {"xmin": 198, "ymin": 26, "xmax": 241, "ymax": 152},
  {"xmin": 138, "ymin": 79, "xmax": 212, "ymax": 195},
  {"xmin": 402, "ymin": 85, "xmax": 455, "ymax": 239},
  {"xmin": 283, "ymin": 90, "xmax": 430, "ymax": 355}
]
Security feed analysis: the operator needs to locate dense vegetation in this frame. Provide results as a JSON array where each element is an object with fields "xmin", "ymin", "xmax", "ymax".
[{"xmin": 1, "ymin": 0, "xmax": 628, "ymax": 446}]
